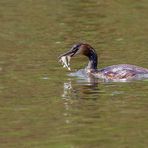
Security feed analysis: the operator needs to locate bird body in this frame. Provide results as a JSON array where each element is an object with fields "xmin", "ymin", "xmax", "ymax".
[{"xmin": 59, "ymin": 43, "xmax": 148, "ymax": 81}]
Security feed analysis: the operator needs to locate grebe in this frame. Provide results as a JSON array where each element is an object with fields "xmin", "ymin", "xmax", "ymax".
[{"xmin": 59, "ymin": 43, "xmax": 148, "ymax": 81}]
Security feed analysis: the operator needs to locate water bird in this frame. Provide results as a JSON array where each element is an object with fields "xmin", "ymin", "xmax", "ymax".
[{"xmin": 59, "ymin": 43, "xmax": 148, "ymax": 82}]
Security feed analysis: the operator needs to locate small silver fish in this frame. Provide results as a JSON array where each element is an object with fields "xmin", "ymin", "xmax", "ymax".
[{"xmin": 59, "ymin": 56, "xmax": 71, "ymax": 71}]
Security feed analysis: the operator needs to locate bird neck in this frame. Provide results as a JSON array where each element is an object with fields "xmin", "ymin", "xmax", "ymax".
[{"xmin": 86, "ymin": 49, "xmax": 98, "ymax": 70}]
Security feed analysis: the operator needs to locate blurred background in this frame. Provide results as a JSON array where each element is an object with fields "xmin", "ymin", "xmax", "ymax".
[{"xmin": 0, "ymin": 0, "xmax": 148, "ymax": 148}]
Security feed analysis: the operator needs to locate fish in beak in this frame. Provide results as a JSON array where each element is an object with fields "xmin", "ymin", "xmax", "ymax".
[
  {"xmin": 58, "ymin": 44, "xmax": 81, "ymax": 71},
  {"xmin": 59, "ymin": 56, "xmax": 71, "ymax": 71}
]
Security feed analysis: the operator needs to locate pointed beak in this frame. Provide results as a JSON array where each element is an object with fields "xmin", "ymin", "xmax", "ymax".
[{"xmin": 58, "ymin": 49, "xmax": 75, "ymax": 59}]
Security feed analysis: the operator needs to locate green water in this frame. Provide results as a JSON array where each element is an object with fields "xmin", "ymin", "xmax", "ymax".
[{"xmin": 0, "ymin": 0, "xmax": 148, "ymax": 148}]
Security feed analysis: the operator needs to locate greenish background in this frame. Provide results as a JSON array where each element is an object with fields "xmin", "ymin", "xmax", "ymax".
[{"xmin": 0, "ymin": 0, "xmax": 148, "ymax": 148}]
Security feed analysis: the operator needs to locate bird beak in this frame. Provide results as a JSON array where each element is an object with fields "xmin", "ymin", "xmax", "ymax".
[{"xmin": 58, "ymin": 49, "xmax": 76, "ymax": 59}]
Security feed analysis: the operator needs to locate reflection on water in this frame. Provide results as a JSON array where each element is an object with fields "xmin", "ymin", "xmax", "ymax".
[
  {"xmin": 61, "ymin": 79, "xmax": 119, "ymax": 125},
  {"xmin": 62, "ymin": 78, "xmax": 126, "ymax": 101},
  {"xmin": 62, "ymin": 79, "xmax": 98, "ymax": 99},
  {"xmin": 62, "ymin": 81, "xmax": 73, "ymax": 99},
  {"xmin": 60, "ymin": 79, "xmax": 148, "ymax": 148},
  {"xmin": 61, "ymin": 80, "xmax": 101, "ymax": 127},
  {"xmin": 62, "ymin": 81, "xmax": 73, "ymax": 125},
  {"xmin": 62, "ymin": 74, "xmax": 148, "ymax": 105},
  {"xmin": 0, "ymin": 0, "xmax": 148, "ymax": 147}
]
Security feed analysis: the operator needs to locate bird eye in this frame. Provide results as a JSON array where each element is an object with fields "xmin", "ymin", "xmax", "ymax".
[
  {"xmin": 72, "ymin": 44, "xmax": 81, "ymax": 50},
  {"xmin": 72, "ymin": 44, "xmax": 78, "ymax": 49}
]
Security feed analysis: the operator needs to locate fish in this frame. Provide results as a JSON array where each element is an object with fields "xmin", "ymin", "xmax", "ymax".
[{"xmin": 59, "ymin": 56, "xmax": 71, "ymax": 71}]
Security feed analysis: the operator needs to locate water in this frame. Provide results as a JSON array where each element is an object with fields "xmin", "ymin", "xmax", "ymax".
[{"xmin": 0, "ymin": 0, "xmax": 148, "ymax": 148}]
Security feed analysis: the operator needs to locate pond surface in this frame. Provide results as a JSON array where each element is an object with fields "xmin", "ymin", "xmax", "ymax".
[{"xmin": 0, "ymin": 0, "xmax": 148, "ymax": 148}]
